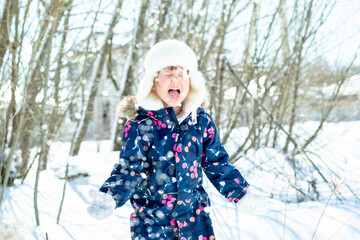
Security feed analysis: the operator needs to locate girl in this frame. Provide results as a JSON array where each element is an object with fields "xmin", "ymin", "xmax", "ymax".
[{"xmin": 88, "ymin": 40, "xmax": 264, "ymax": 240}]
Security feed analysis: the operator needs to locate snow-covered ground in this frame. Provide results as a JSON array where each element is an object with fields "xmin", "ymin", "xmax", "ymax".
[{"xmin": 1, "ymin": 121, "xmax": 360, "ymax": 240}]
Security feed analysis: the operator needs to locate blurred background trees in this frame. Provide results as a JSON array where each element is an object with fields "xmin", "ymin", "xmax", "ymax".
[{"xmin": 1, "ymin": 0, "xmax": 360, "ymax": 205}]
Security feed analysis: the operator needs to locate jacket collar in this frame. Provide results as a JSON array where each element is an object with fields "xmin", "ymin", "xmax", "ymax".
[{"xmin": 116, "ymin": 95, "xmax": 205, "ymax": 125}]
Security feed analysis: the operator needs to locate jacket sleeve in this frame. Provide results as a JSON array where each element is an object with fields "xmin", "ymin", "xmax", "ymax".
[
  {"xmin": 99, "ymin": 120, "xmax": 151, "ymax": 208},
  {"xmin": 201, "ymin": 114, "xmax": 249, "ymax": 202}
]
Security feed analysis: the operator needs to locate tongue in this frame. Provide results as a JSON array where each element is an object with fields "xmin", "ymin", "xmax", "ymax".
[{"xmin": 169, "ymin": 90, "xmax": 180, "ymax": 100}]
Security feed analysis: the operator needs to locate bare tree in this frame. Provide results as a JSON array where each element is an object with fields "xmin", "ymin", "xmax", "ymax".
[
  {"xmin": 0, "ymin": 0, "xmax": 18, "ymax": 69},
  {"xmin": 70, "ymin": 0, "xmax": 124, "ymax": 156},
  {"xmin": 111, "ymin": 0, "xmax": 150, "ymax": 151}
]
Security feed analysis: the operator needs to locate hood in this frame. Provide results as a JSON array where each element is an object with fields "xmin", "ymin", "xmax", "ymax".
[{"xmin": 135, "ymin": 39, "xmax": 208, "ymax": 116}]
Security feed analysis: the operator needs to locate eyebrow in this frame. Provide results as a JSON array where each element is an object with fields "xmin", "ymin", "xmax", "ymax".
[{"xmin": 164, "ymin": 66, "xmax": 183, "ymax": 71}]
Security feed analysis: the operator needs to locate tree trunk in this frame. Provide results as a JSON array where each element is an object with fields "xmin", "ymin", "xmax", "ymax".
[
  {"xmin": 111, "ymin": 0, "xmax": 150, "ymax": 151},
  {"xmin": 19, "ymin": 1, "xmax": 64, "ymax": 176},
  {"xmin": 71, "ymin": 0, "xmax": 124, "ymax": 156},
  {"xmin": 153, "ymin": 0, "xmax": 172, "ymax": 43},
  {"xmin": 0, "ymin": 0, "xmax": 17, "ymax": 69}
]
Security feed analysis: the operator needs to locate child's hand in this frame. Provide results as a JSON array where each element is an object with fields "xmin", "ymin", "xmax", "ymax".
[
  {"xmin": 237, "ymin": 188, "xmax": 268, "ymax": 215},
  {"xmin": 87, "ymin": 190, "xmax": 116, "ymax": 220}
]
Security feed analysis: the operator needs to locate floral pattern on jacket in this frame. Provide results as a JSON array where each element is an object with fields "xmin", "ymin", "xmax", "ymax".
[{"xmin": 100, "ymin": 106, "xmax": 249, "ymax": 240}]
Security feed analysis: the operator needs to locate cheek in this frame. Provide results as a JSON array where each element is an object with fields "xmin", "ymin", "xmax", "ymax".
[
  {"xmin": 182, "ymin": 82, "xmax": 190, "ymax": 95},
  {"xmin": 154, "ymin": 82, "xmax": 167, "ymax": 95}
]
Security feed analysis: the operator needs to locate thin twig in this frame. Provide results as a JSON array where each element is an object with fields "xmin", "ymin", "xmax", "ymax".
[
  {"xmin": 327, "ymin": 214, "xmax": 355, "ymax": 239},
  {"xmin": 212, "ymin": 207, "xmax": 230, "ymax": 240},
  {"xmin": 283, "ymin": 179, "xmax": 290, "ymax": 240},
  {"xmin": 311, "ymin": 191, "xmax": 334, "ymax": 240}
]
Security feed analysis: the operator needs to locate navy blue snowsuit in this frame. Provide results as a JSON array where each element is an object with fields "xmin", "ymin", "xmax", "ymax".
[{"xmin": 100, "ymin": 106, "xmax": 249, "ymax": 240}]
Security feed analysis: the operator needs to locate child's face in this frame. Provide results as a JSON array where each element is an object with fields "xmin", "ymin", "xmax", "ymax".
[{"xmin": 153, "ymin": 66, "xmax": 190, "ymax": 111}]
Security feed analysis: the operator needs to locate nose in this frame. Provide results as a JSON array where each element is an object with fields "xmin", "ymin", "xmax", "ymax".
[{"xmin": 171, "ymin": 76, "xmax": 181, "ymax": 82}]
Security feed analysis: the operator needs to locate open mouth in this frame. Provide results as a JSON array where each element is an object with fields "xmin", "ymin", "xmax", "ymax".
[
  {"xmin": 168, "ymin": 88, "xmax": 180, "ymax": 100},
  {"xmin": 169, "ymin": 88, "xmax": 180, "ymax": 94}
]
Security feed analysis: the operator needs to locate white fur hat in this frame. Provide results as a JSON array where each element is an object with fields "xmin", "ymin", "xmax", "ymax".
[{"xmin": 136, "ymin": 39, "xmax": 207, "ymax": 115}]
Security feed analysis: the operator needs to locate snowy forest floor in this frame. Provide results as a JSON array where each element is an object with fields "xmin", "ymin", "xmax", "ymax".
[{"xmin": 1, "ymin": 121, "xmax": 360, "ymax": 240}]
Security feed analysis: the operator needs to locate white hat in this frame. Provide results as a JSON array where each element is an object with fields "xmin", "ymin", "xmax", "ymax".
[{"xmin": 136, "ymin": 39, "xmax": 207, "ymax": 115}]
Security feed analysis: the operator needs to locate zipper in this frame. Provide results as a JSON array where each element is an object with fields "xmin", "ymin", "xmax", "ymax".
[{"xmin": 175, "ymin": 126, "xmax": 180, "ymax": 143}]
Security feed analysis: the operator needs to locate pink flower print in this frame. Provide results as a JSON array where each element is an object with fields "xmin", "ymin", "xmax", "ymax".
[
  {"xmin": 203, "ymin": 128, "xmax": 208, "ymax": 138},
  {"xmin": 170, "ymin": 219, "xmax": 176, "ymax": 226},
  {"xmin": 190, "ymin": 164, "xmax": 198, "ymax": 179},
  {"xmin": 200, "ymin": 205, "xmax": 204, "ymax": 211},
  {"xmin": 173, "ymin": 145, "xmax": 177, "ymax": 151},
  {"xmin": 154, "ymin": 121, "xmax": 157, "ymax": 126},
  {"xmin": 156, "ymin": 120, "xmax": 166, "ymax": 128},
  {"xmin": 208, "ymin": 127, "xmax": 214, "ymax": 135},
  {"xmin": 124, "ymin": 122, "xmax": 131, "ymax": 137},
  {"xmin": 182, "ymin": 163, "xmax": 187, "ymax": 169},
  {"xmin": 178, "ymin": 221, "xmax": 183, "ymax": 228},
  {"xmin": 131, "ymin": 213, "xmax": 137, "ymax": 222},
  {"xmin": 181, "ymin": 238, "xmax": 186, "ymax": 240},
  {"xmin": 227, "ymin": 197, "xmax": 233, "ymax": 202},
  {"xmin": 234, "ymin": 178, "xmax": 240, "ymax": 184},
  {"xmin": 177, "ymin": 146, "xmax": 182, "ymax": 152},
  {"xmin": 165, "ymin": 110, "xmax": 169, "ymax": 114},
  {"xmin": 163, "ymin": 195, "xmax": 176, "ymax": 207},
  {"xmin": 148, "ymin": 111, "xmax": 153, "ymax": 116}
]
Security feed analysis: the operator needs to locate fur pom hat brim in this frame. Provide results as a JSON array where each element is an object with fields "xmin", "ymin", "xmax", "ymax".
[{"xmin": 136, "ymin": 39, "xmax": 208, "ymax": 115}]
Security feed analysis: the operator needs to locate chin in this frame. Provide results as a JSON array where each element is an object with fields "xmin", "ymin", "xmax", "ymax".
[
  {"xmin": 165, "ymin": 98, "xmax": 184, "ymax": 107},
  {"xmin": 168, "ymin": 102, "xmax": 181, "ymax": 108}
]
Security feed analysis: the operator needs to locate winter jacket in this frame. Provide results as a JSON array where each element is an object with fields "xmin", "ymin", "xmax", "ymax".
[{"xmin": 99, "ymin": 97, "xmax": 249, "ymax": 240}]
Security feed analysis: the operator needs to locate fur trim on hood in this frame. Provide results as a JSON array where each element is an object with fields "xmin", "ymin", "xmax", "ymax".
[
  {"xmin": 116, "ymin": 95, "xmax": 138, "ymax": 119},
  {"xmin": 116, "ymin": 95, "xmax": 207, "ymax": 120}
]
